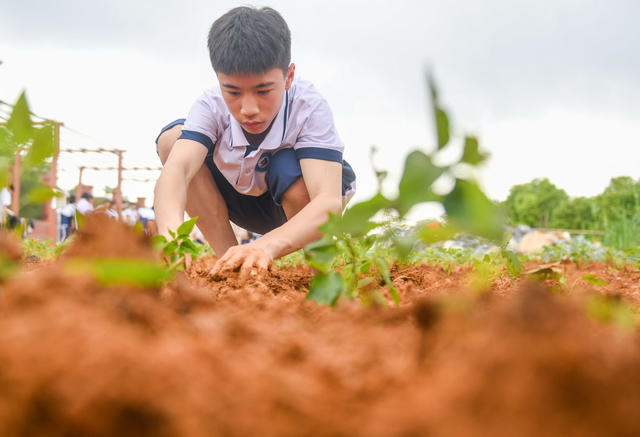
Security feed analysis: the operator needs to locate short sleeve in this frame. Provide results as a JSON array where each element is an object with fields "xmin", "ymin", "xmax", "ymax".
[
  {"xmin": 180, "ymin": 92, "xmax": 220, "ymax": 152},
  {"xmin": 293, "ymin": 98, "xmax": 344, "ymax": 163}
]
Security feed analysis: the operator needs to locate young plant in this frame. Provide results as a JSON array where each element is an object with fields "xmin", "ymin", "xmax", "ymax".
[
  {"xmin": 305, "ymin": 74, "xmax": 507, "ymax": 306},
  {"xmin": 152, "ymin": 217, "xmax": 202, "ymax": 271},
  {"xmin": 305, "ymin": 233, "xmax": 399, "ymax": 306}
]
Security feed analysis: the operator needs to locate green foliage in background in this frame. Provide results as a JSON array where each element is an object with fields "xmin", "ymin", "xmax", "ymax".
[
  {"xmin": 503, "ymin": 178, "xmax": 568, "ymax": 228},
  {"xmin": 503, "ymin": 175, "xmax": 640, "ymax": 249},
  {"xmin": 21, "ymin": 237, "xmax": 70, "ymax": 260},
  {"xmin": 0, "ymin": 92, "xmax": 60, "ymax": 220}
]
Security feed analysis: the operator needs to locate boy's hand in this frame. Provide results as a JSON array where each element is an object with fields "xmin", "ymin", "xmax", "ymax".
[{"xmin": 210, "ymin": 243, "xmax": 273, "ymax": 280}]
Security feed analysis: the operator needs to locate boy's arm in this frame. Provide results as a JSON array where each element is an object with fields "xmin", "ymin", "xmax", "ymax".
[
  {"xmin": 211, "ymin": 158, "xmax": 342, "ymax": 277},
  {"xmin": 154, "ymin": 139, "xmax": 208, "ymax": 237}
]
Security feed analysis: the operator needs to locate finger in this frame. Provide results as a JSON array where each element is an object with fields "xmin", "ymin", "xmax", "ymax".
[
  {"xmin": 239, "ymin": 254, "xmax": 259, "ymax": 280},
  {"xmin": 184, "ymin": 253, "xmax": 192, "ymax": 273},
  {"xmin": 255, "ymin": 255, "xmax": 270, "ymax": 272},
  {"xmin": 211, "ymin": 247, "xmax": 237, "ymax": 276},
  {"xmin": 223, "ymin": 251, "xmax": 247, "ymax": 272}
]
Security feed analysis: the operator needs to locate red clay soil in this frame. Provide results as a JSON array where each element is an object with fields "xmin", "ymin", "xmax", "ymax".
[{"xmin": 1, "ymin": 215, "xmax": 640, "ymax": 436}]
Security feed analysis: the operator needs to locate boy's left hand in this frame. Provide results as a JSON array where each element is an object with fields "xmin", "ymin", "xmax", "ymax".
[{"xmin": 210, "ymin": 243, "xmax": 273, "ymax": 280}]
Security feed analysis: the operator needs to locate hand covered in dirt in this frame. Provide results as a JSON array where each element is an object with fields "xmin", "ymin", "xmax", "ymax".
[{"xmin": 210, "ymin": 243, "xmax": 273, "ymax": 280}]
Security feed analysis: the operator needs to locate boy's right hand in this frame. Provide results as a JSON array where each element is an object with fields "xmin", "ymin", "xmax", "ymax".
[{"xmin": 210, "ymin": 243, "xmax": 273, "ymax": 280}]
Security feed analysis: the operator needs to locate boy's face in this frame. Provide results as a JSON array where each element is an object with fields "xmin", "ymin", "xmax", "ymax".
[{"xmin": 218, "ymin": 64, "xmax": 295, "ymax": 134}]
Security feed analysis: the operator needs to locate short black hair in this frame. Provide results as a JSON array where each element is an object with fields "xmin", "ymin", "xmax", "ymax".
[
  {"xmin": 207, "ymin": 6, "xmax": 291, "ymax": 75},
  {"xmin": 81, "ymin": 192, "xmax": 93, "ymax": 200}
]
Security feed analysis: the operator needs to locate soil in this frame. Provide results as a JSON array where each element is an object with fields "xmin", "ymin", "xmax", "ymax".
[{"xmin": 1, "ymin": 214, "xmax": 640, "ymax": 436}]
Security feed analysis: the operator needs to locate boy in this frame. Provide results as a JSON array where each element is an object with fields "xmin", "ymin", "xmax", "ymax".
[{"xmin": 154, "ymin": 6, "xmax": 356, "ymax": 277}]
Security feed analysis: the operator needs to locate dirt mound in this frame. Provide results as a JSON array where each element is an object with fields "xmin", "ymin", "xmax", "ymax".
[
  {"xmin": 364, "ymin": 285, "xmax": 640, "ymax": 436},
  {"xmin": 63, "ymin": 213, "xmax": 156, "ymax": 260},
  {"xmin": 1, "ymin": 225, "xmax": 640, "ymax": 436},
  {"xmin": 0, "ymin": 231, "xmax": 22, "ymax": 263}
]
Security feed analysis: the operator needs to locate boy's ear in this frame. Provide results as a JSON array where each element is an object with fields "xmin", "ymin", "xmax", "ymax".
[{"xmin": 285, "ymin": 63, "xmax": 295, "ymax": 90}]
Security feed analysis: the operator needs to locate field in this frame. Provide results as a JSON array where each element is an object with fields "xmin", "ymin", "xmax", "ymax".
[{"xmin": 1, "ymin": 214, "xmax": 640, "ymax": 436}]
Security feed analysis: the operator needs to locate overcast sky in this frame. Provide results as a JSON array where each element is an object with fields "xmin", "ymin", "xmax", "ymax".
[{"xmin": 1, "ymin": 0, "xmax": 639, "ymax": 216}]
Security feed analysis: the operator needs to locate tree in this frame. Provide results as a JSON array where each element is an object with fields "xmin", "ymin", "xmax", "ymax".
[
  {"xmin": 503, "ymin": 178, "xmax": 568, "ymax": 227},
  {"xmin": 550, "ymin": 197, "xmax": 597, "ymax": 230}
]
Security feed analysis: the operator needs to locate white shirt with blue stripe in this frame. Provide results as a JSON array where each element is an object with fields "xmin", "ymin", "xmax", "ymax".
[{"xmin": 180, "ymin": 77, "xmax": 351, "ymax": 197}]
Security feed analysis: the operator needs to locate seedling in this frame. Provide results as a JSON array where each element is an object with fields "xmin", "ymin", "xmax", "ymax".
[
  {"xmin": 576, "ymin": 273, "xmax": 607, "ymax": 288},
  {"xmin": 305, "ymin": 74, "xmax": 507, "ymax": 306},
  {"xmin": 152, "ymin": 217, "xmax": 202, "ymax": 271}
]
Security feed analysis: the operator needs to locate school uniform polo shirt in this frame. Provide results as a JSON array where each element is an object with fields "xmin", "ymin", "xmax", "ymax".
[{"xmin": 178, "ymin": 77, "xmax": 352, "ymax": 197}]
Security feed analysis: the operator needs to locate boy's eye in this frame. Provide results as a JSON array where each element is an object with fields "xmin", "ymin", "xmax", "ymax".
[
  {"xmin": 228, "ymin": 91, "xmax": 240, "ymax": 96},
  {"xmin": 257, "ymin": 90, "xmax": 271, "ymax": 95}
]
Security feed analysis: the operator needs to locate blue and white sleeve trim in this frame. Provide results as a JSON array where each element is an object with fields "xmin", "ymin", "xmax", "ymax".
[
  {"xmin": 294, "ymin": 147, "xmax": 342, "ymax": 163},
  {"xmin": 178, "ymin": 130, "xmax": 216, "ymax": 152}
]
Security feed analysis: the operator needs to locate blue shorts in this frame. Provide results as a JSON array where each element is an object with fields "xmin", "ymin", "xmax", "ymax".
[{"xmin": 157, "ymin": 119, "xmax": 356, "ymax": 235}]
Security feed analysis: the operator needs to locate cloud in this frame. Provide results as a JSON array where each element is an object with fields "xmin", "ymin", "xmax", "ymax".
[{"xmin": 1, "ymin": 0, "xmax": 639, "ymax": 208}]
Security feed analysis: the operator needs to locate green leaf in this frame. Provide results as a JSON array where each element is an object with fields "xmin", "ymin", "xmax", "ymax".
[
  {"xmin": 501, "ymin": 248, "xmax": 524, "ymax": 278},
  {"xmin": 24, "ymin": 123, "xmax": 55, "ymax": 166},
  {"xmin": 443, "ymin": 178, "xmax": 503, "ymax": 242},
  {"xmin": 426, "ymin": 73, "xmax": 450, "ymax": 150},
  {"xmin": 582, "ymin": 273, "xmax": 607, "ymax": 287},
  {"xmin": 374, "ymin": 256, "xmax": 399, "ymax": 304},
  {"xmin": 434, "ymin": 107, "xmax": 450, "ymax": 150},
  {"xmin": 460, "ymin": 136, "xmax": 489, "ymax": 165},
  {"xmin": 0, "ymin": 126, "xmax": 18, "ymax": 157},
  {"xmin": 179, "ymin": 239, "xmax": 200, "ymax": 256},
  {"xmin": 307, "ymin": 272, "xmax": 343, "ymax": 305},
  {"xmin": 395, "ymin": 150, "xmax": 444, "ymax": 216},
  {"xmin": 67, "ymin": 258, "xmax": 173, "ymax": 288},
  {"xmin": 356, "ymin": 277, "xmax": 375, "ymax": 289},
  {"xmin": 359, "ymin": 261, "xmax": 371, "ymax": 274},
  {"xmin": 0, "ymin": 157, "xmax": 10, "ymax": 188},
  {"xmin": 161, "ymin": 240, "xmax": 179, "ymax": 258},
  {"xmin": 6, "ymin": 92, "xmax": 33, "ymax": 145},
  {"xmin": 362, "ymin": 234, "xmax": 377, "ymax": 250},
  {"xmin": 24, "ymin": 185, "xmax": 58, "ymax": 204},
  {"xmin": 151, "ymin": 235, "xmax": 168, "ymax": 250},
  {"xmin": 75, "ymin": 210, "xmax": 86, "ymax": 231},
  {"xmin": 418, "ymin": 223, "xmax": 458, "ymax": 244},
  {"xmin": 304, "ymin": 238, "xmax": 339, "ymax": 273},
  {"xmin": 177, "ymin": 216, "xmax": 198, "ymax": 237},
  {"xmin": 168, "ymin": 229, "xmax": 176, "ymax": 239},
  {"xmin": 320, "ymin": 193, "xmax": 391, "ymax": 238}
]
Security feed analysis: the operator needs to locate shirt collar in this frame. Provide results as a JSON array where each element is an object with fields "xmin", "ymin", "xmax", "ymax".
[{"xmin": 229, "ymin": 90, "xmax": 288, "ymax": 150}]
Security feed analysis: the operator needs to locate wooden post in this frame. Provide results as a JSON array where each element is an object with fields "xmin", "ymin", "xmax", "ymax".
[
  {"xmin": 115, "ymin": 150, "xmax": 123, "ymax": 220},
  {"xmin": 45, "ymin": 122, "xmax": 61, "ymax": 242},
  {"xmin": 11, "ymin": 151, "xmax": 21, "ymax": 216},
  {"xmin": 76, "ymin": 166, "xmax": 85, "ymax": 200}
]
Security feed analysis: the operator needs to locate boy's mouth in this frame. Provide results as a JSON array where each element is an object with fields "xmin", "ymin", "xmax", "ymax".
[{"xmin": 243, "ymin": 121, "xmax": 264, "ymax": 131}]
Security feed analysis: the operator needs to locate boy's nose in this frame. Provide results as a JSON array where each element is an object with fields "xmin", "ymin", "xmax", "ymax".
[{"xmin": 240, "ymin": 96, "xmax": 259, "ymax": 117}]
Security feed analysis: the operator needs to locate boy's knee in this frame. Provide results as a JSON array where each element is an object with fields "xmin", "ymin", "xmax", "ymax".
[
  {"xmin": 156, "ymin": 125, "xmax": 183, "ymax": 164},
  {"xmin": 282, "ymin": 177, "xmax": 310, "ymax": 208}
]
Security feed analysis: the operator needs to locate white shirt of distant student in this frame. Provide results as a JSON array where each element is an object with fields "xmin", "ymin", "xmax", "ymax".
[
  {"xmin": 1, "ymin": 187, "xmax": 11, "ymax": 207},
  {"xmin": 60, "ymin": 203, "xmax": 76, "ymax": 217},
  {"xmin": 180, "ymin": 77, "xmax": 346, "ymax": 197},
  {"xmin": 138, "ymin": 207, "xmax": 155, "ymax": 221},
  {"xmin": 122, "ymin": 208, "xmax": 137, "ymax": 225},
  {"xmin": 77, "ymin": 198, "xmax": 94, "ymax": 215}
]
